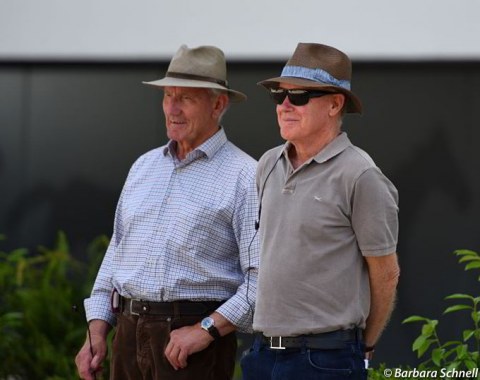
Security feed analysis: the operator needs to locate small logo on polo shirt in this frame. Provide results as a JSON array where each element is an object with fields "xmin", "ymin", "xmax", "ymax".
[{"xmin": 314, "ymin": 196, "xmax": 323, "ymax": 202}]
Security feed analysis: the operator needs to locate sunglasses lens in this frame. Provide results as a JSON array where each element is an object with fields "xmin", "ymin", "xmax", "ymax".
[
  {"xmin": 269, "ymin": 89, "xmax": 287, "ymax": 104},
  {"xmin": 269, "ymin": 89, "xmax": 330, "ymax": 106},
  {"xmin": 287, "ymin": 90, "xmax": 310, "ymax": 106}
]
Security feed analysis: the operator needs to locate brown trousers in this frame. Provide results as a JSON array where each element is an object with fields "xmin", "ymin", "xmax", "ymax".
[{"xmin": 110, "ymin": 312, "xmax": 237, "ymax": 380}]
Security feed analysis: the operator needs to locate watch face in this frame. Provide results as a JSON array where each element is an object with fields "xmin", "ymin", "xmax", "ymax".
[{"xmin": 201, "ymin": 317, "xmax": 214, "ymax": 329}]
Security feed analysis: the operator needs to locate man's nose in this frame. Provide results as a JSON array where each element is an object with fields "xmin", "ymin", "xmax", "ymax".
[
  {"xmin": 278, "ymin": 95, "xmax": 293, "ymax": 108},
  {"xmin": 165, "ymin": 99, "xmax": 181, "ymax": 115}
]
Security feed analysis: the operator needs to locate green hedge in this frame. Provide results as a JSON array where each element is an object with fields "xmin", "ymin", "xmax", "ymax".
[{"xmin": 0, "ymin": 232, "xmax": 109, "ymax": 380}]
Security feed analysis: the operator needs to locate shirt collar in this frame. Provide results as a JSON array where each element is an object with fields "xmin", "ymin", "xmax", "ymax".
[
  {"xmin": 312, "ymin": 132, "xmax": 351, "ymax": 163},
  {"xmin": 162, "ymin": 127, "xmax": 228, "ymax": 161}
]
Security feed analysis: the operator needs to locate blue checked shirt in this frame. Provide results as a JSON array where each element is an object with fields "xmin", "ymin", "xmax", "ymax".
[{"xmin": 84, "ymin": 128, "xmax": 259, "ymax": 332}]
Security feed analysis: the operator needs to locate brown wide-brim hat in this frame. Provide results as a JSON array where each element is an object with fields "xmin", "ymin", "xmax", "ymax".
[
  {"xmin": 258, "ymin": 43, "xmax": 362, "ymax": 114},
  {"xmin": 143, "ymin": 45, "xmax": 247, "ymax": 103}
]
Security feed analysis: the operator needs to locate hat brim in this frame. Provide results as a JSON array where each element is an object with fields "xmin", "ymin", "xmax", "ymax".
[
  {"xmin": 258, "ymin": 76, "xmax": 362, "ymax": 114},
  {"xmin": 143, "ymin": 77, "xmax": 247, "ymax": 103}
]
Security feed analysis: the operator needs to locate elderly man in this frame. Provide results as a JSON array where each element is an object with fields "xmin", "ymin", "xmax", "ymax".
[
  {"xmin": 75, "ymin": 45, "xmax": 259, "ymax": 380},
  {"xmin": 241, "ymin": 43, "xmax": 400, "ymax": 379}
]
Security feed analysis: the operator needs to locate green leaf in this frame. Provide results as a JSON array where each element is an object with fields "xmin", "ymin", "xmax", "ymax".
[
  {"xmin": 458, "ymin": 255, "xmax": 480, "ymax": 263},
  {"xmin": 455, "ymin": 344, "xmax": 469, "ymax": 360},
  {"xmin": 55, "ymin": 230, "xmax": 70, "ymax": 253},
  {"xmin": 447, "ymin": 361, "xmax": 461, "ymax": 372},
  {"xmin": 418, "ymin": 339, "xmax": 435, "ymax": 358},
  {"xmin": 422, "ymin": 323, "xmax": 435, "ymax": 336},
  {"xmin": 445, "ymin": 293, "xmax": 474, "ymax": 300},
  {"xmin": 443, "ymin": 304, "xmax": 473, "ymax": 314},
  {"xmin": 413, "ymin": 335, "xmax": 435, "ymax": 358},
  {"xmin": 403, "ymin": 315, "xmax": 431, "ymax": 324},
  {"xmin": 454, "ymin": 249, "xmax": 478, "ymax": 256},
  {"xmin": 413, "ymin": 335, "xmax": 428, "ymax": 351},
  {"xmin": 432, "ymin": 348, "xmax": 444, "ymax": 366},
  {"xmin": 465, "ymin": 261, "xmax": 480, "ymax": 270},
  {"xmin": 7, "ymin": 248, "xmax": 29, "ymax": 262},
  {"xmin": 465, "ymin": 360, "xmax": 477, "ymax": 370},
  {"xmin": 471, "ymin": 311, "xmax": 480, "ymax": 323},
  {"xmin": 463, "ymin": 329, "xmax": 475, "ymax": 341}
]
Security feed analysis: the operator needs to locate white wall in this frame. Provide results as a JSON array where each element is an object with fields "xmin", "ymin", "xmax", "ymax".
[{"xmin": 1, "ymin": 0, "xmax": 478, "ymax": 61}]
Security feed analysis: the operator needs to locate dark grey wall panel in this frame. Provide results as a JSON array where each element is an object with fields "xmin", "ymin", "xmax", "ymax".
[
  {"xmin": 0, "ymin": 61, "xmax": 479, "ymax": 367},
  {"xmin": 0, "ymin": 68, "xmax": 27, "ymax": 244}
]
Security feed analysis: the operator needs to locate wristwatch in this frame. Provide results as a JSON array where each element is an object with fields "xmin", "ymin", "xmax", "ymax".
[{"xmin": 200, "ymin": 316, "xmax": 221, "ymax": 340}]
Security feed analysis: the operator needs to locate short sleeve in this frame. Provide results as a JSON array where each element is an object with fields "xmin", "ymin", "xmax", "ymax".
[{"xmin": 351, "ymin": 167, "xmax": 399, "ymax": 256}]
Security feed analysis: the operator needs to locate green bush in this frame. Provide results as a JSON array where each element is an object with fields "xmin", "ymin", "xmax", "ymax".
[
  {"xmin": 402, "ymin": 249, "xmax": 480, "ymax": 374},
  {"xmin": 0, "ymin": 232, "xmax": 109, "ymax": 380}
]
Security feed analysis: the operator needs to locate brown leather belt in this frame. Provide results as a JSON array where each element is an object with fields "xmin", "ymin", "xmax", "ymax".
[
  {"xmin": 263, "ymin": 328, "xmax": 363, "ymax": 350},
  {"xmin": 119, "ymin": 297, "xmax": 223, "ymax": 316}
]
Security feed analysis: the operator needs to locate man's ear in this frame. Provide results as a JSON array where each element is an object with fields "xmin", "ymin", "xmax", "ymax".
[
  {"xmin": 329, "ymin": 93, "xmax": 346, "ymax": 116},
  {"xmin": 212, "ymin": 93, "xmax": 229, "ymax": 119}
]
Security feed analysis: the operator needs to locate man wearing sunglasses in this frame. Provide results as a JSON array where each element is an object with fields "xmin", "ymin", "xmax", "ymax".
[{"xmin": 241, "ymin": 43, "xmax": 400, "ymax": 379}]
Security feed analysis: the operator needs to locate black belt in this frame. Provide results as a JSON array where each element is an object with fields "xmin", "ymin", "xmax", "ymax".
[
  {"xmin": 120, "ymin": 297, "xmax": 223, "ymax": 316},
  {"xmin": 262, "ymin": 328, "xmax": 363, "ymax": 350}
]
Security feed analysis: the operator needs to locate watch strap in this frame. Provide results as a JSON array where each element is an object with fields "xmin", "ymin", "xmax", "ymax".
[{"xmin": 207, "ymin": 324, "xmax": 221, "ymax": 340}]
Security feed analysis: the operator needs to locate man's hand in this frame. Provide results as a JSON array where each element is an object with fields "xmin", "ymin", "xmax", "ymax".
[
  {"xmin": 164, "ymin": 312, "xmax": 236, "ymax": 370},
  {"xmin": 75, "ymin": 320, "xmax": 111, "ymax": 380},
  {"xmin": 164, "ymin": 324, "xmax": 214, "ymax": 370}
]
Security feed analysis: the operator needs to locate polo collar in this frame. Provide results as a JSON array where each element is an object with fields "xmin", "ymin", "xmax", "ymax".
[{"xmin": 312, "ymin": 132, "xmax": 351, "ymax": 164}]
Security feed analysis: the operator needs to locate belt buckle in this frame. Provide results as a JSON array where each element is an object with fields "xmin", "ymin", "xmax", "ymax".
[
  {"xmin": 129, "ymin": 299, "xmax": 140, "ymax": 316},
  {"xmin": 270, "ymin": 336, "xmax": 286, "ymax": 350}
]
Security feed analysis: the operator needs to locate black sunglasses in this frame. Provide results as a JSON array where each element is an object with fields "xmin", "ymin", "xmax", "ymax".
[{"xmin": 268, "ymin": 88, "xmax": 334, "ymax": 106}]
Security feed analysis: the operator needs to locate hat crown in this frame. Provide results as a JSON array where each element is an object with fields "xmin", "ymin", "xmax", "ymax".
[
  {"xmin": 286, "ymin": 43, "xmax": 352, "ymax": 81},
  {"xmin": 142, "ymin": 44, "xmax": 246, "ymax": 103},
  {"xmin": 257, "ymin": 42, "xmax": 361, "ymax": 113},
  {"xmin": 167, "ymin": 45, "xmax": 227, "ymax": 82}
]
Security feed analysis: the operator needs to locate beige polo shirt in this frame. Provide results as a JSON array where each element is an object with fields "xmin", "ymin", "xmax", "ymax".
[{"xmin": 253, "ymin": 132, "xmax": 399, "ymax": 337}]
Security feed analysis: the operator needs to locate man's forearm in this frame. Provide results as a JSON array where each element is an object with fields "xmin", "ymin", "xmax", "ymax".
[
  {"xmin": 364, "ymin": 253, "xmax": 400, "ymax": 347},
  {"xmin": 88, "ymin": 319, "xmax": 112, "ymax": 340},
  {"xmin": 209, "ymin": 311, "xmax": 237, "ymax": 336}
]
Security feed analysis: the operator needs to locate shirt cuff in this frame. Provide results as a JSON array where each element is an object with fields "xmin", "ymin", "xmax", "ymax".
[
  {"xmin": 84, "ymin": 296, "xmax": 117, "ymax": 327},
  {"xmin": 216, "ymin": 296, "xmax": 254, "ymax": 333}
]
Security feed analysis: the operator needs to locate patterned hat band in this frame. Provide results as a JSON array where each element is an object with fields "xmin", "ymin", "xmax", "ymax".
[{"xmin": 281, "ymin": 65, "xmax": 351, "ymax": 90}]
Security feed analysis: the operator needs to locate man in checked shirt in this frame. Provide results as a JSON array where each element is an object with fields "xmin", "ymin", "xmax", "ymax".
[{"xmin": 75, "ymin": 45, "xmax": 259, "ymax": 380}]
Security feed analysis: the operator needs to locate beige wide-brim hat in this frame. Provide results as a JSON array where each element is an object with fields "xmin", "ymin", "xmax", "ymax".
[
  {"xmin": 143, "ymin": 45, "xmax": 247, "ymax": 103},
  {"xmin": 258, "ymin": 43, "xmax": 362, "ymax": 114}
]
